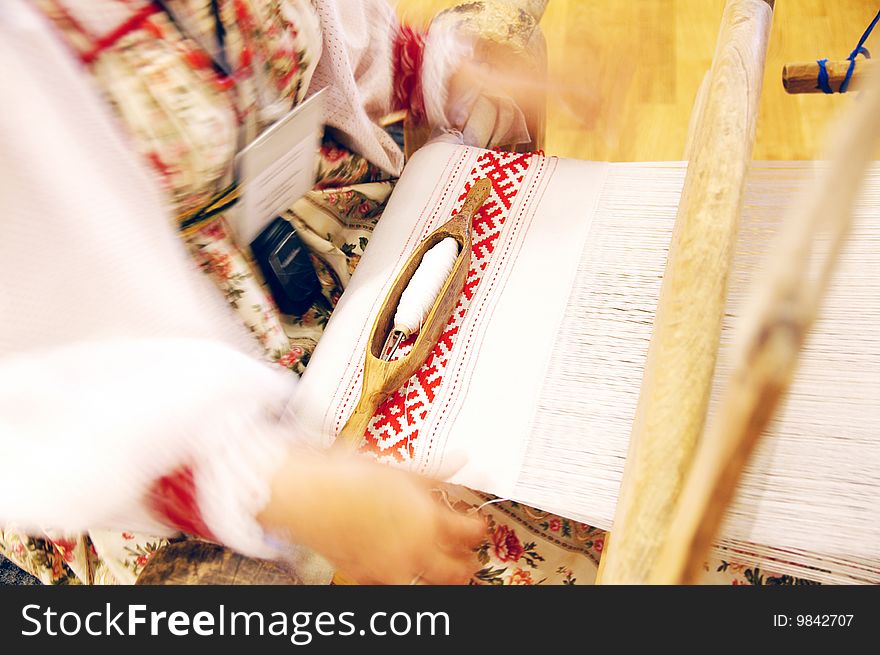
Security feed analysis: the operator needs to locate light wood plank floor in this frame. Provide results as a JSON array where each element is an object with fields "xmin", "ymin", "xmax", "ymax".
[{"xmin": 396, "ymin": 0, "xmax": 878, "ymax": 161}]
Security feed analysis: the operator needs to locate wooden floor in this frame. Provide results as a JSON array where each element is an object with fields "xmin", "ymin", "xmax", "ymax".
[{"xmin": 396, "ymin": 0, "xmax": 878, "ymax": 161}]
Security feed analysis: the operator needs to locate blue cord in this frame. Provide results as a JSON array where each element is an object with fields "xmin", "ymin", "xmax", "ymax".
[
  {"xmin": 816, "ymin": 58, "xmax": 833, "ymax": 94},
  {"xmin": 816, "ymin": 9, "xmax": 880, "ymax": 93}
]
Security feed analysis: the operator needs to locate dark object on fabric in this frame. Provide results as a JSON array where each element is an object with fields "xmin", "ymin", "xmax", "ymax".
[
  {"xmin": 251, "ymin": 218, "xmax": 323, "ymax": 316},
  {"xmin": 136, "ymin": 541, "xmax": 301, "ymax": 585}
]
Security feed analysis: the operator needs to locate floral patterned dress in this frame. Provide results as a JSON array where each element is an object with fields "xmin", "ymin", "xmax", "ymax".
[{"xmin": 0, "ymin": 0, "xmax": 817, "ymax": 587}]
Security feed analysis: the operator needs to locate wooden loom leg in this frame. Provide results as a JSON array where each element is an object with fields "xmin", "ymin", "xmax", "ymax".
[{"xmin": 598, "ymin": 0, "xmax": 775, "ymax": 584}]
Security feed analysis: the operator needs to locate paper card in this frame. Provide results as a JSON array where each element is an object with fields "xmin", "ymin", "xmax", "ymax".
[{"xmin": 232, "ymin": 88, "xmax": 326, "ymax": 245}]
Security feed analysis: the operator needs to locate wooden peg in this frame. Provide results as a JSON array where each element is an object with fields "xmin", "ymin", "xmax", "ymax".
[{"xmin": 783, "ymin": 59, "xmax": 874, "ymax": 94}]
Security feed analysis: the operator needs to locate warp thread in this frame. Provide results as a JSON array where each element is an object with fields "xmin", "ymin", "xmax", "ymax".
[
  {"xmin": 432, "ymin": 487, "xmax": 509, "ymax": 516},
  {"xmin": 517, "ymin": 162, "xmax": 880, "ymax": 584}
]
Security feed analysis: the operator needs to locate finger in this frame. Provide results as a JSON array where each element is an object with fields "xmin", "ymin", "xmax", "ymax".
[
  {"xmin": 437, "ymin": 517, "xmax": 486, "ymax": 557},
  {"xmin": 436, "ymin": 507, "xmax": 486, "ymax": 548},
  {"xmin": 419, "ymin": 551, "xmax": 474, "ymax": 585},
  {"xmin": 358, "ymin": 562, "xmax": 421, "ymax": 586}
]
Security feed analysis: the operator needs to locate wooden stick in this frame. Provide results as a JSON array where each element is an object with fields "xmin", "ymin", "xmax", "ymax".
[
  {"xmin": 683, "ymin": 71, "xmax": 711, "ymax": 161},
  {"xmin": 783, "ymin": 59, "xmax": 874, "ymax": 94},
  {"xmin": 598, "ymin": 0, "xmax": 774, "ymax": 584},
  {"xmin": 652, "ymin": 48, "xmax": 880, "ymax": 585}
]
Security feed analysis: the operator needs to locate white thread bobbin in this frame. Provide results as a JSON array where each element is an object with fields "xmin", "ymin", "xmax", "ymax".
[
  {"xmin": 394, "ymin": 236, "xmax": 460, "ymax": 336},
  {"xmin": 382, "ymin": 236, "xmax": 461, "ymax": 362}
]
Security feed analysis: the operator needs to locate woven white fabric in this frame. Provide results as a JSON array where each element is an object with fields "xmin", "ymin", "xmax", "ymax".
[{"xmin": 290, "ymin": 142, "xmax": 880, "ymax": 583}]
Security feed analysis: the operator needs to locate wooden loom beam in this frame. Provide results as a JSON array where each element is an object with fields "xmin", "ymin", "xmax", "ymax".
[{"xmin": 599, "ymin": 0, "xmax": 775, "ymax": 584}]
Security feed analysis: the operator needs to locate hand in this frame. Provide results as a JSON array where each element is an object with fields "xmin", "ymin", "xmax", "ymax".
[{"xmin": 258, "ymin": 449, "xmax": 485, "ymax": 585}]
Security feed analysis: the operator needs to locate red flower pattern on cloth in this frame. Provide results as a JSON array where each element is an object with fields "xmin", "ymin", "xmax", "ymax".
[
  {"xmin": 320, "ymin": 141, "xmax": 348, "ymax": 164},
  {"xmin": 45, "ymin": 0, "xmax": 162, "ymax": 65},
  {"xmin": 492, "ymin": 525, "xmax": 525, "ymax": 563},
  {"xmin": 276, "ymin": 345, "xmax": 305, "ymax": 369},
  {"xmin": 507, "ymin": 569, "xmax": 534, "ymax": 585},
  {"xmin": 205, "ymin": 252, "xmax": 234, "ymax": 280},
  {"xmin": 51, "ymin": 537, "xmax": 78, "ymax": 563}
]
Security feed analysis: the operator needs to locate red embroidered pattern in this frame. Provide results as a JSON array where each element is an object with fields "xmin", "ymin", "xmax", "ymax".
[
  {"xmin": 357, "ymin": 149, "xmax": 537, "ymax": 461},
  {"xmin": 149, "ymin": 466, "xmax": 217, "ymax": 541}
]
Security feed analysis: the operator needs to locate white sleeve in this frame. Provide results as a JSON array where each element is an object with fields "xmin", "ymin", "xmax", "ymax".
[
  {"xmin": 421, "ymin": 3, "xmax": 532, "ymax": 149},
  {"xmin": 308, "ymin": 0, "xmax": 404, "ymax": 175},
  {"xmin": 305, "ymin": 0, "xmax": 533, "ymax": 174},
  {"xmin": 0, "ymin": 0, "xmax": 299, "ymax": 561}
]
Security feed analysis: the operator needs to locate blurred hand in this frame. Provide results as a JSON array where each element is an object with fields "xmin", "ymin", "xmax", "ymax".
[{"xmin": 258, "ymin": 449, "xmax": 485, "ymax": 585}]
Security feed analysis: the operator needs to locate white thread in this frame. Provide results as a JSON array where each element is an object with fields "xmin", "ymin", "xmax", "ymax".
[
  {"xmin": 433, "ymin": 487, "xmax": 510, "ymax": 516},
  {"xmin": 392, "ymin": 237, "xmax": 460, "ymax": 337},
  {"xmin": 472, "ymin": 497, "xmax": 509, "ymax": 513},
  {"xmin": 404, "ymin": 374, "xmax": 414, "ymax": 466}
]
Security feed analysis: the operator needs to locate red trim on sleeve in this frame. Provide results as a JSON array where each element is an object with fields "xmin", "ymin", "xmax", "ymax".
[
  {"xmin": 81, "ymin": 4, "xmax": 162, "ymax": 65},
  {"xmin": 46, "ymin": 0, "xmax": 162, "ymax": 65},
  {"xmin": 149, "ymin": 465, "xmax": 217, "ymax": 541},
  {"xmin": 393, "ymin": 25, "xmax": 427, "ymax": 121}
]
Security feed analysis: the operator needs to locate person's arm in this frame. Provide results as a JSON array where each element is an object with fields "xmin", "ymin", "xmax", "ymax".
[
  {"xmin": 307, "ymin": 0, "xmax": 533, "ymax": 176},
  {"xmin": 0, "ymin": 7, "xmax": 294, "ymax": 551},
  {"xmin": 259, "ymin": 450, "xmax": 484, "ymax": 585}
]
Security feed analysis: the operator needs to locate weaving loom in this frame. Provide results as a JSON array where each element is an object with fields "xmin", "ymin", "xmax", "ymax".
[{"xmin": 289, "ymin": 0, "xmax": 880, "ymax": 584}]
